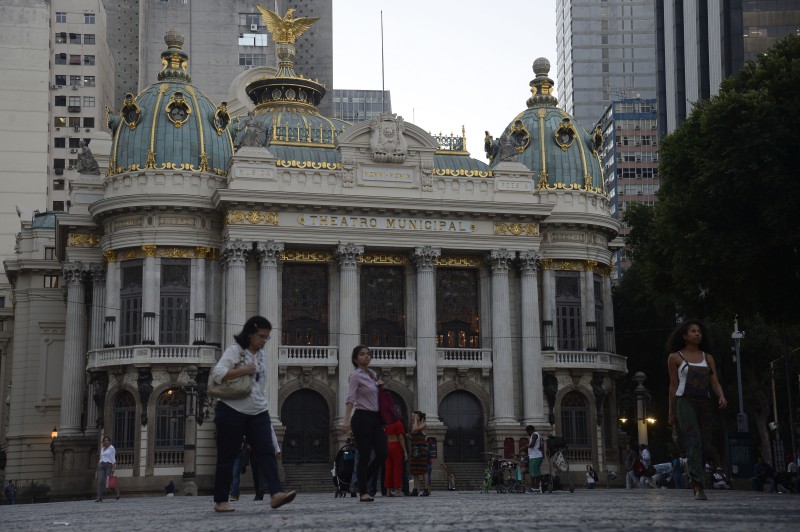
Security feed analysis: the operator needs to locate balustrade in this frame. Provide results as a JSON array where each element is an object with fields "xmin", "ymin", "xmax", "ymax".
[{"xmin": 86, "ymin": 345, "xmax": 219, "ymax": 370}]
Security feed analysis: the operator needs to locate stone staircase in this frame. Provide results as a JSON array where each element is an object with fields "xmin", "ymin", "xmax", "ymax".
[
  {"xmin": 437, "ymin": 462, "xmax": 486, "ymax": 491},
  {"xmin": 282, "ymin": 462, "xmax": 336, "ymax": 493}
]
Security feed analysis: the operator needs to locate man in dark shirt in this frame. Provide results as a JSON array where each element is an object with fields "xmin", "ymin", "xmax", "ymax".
[{"xmin": 750, "ymin": 456, "xmax": 776, "ymax": 492}]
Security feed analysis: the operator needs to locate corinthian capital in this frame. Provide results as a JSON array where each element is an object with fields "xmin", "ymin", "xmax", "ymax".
[
  {"xmin": 412, "ymin": 246, "xmax": 441, "ymax": 271},
  {"xmin": 488, "ymin": 249, "xmax": 515, "ymax": 273},
  {"xmin": 255, "ymin": 240, "xmax": 284, "ymax": 268},
  {"xmin": 221, "ymin": 239, "xmax": 251, "ymax": 267},
  {"xmin": 518, "ymin": 250, "xmax": 542, "ymax": 274},
  {"xmin": 62, "ymin": 261, "xmax": 88, "ymax": 285},
  {"xmin": 335, "ymin": 243, "xmax": 364, "ymax": 267},
  {"xmin": 89, "ymin": 263, "xmax": 106, "ymax": 284}
]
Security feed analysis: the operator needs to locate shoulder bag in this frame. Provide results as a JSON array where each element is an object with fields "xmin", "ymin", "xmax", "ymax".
[{"xmin": 207, "ymin": 348, "xmax": 253, "ymax": 400}]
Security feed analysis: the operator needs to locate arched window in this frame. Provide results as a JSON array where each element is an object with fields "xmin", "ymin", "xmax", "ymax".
[
  {"xmin": 561, "ymin": 391, "xmax": 590, "ymax": 448},
  {"xmin": 155, "ymin": 389, "xmax": 185, "ymax": 466},
  {"xmin": 113, "ymin": 391, "xmax": 136, "ymax": 468}
]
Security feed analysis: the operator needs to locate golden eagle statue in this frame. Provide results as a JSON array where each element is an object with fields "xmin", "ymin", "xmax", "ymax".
[{"xmin": 257, "ymin": 5, "xmax": 319, "ymax": 44}]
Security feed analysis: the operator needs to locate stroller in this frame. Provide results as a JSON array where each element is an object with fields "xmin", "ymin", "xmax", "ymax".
[
  {"xmin": 331, "ymin": 442, "xmax": 357, "ymax": 497},
  {"xmin": 543, "ymin": 436, "xmax": 574, "ymax": 493}
]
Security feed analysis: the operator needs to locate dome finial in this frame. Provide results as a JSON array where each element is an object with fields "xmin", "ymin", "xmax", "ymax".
[
  {"xmin": 526, "ymin": 57, "xmax": 558, "ymax": 108},
  {"xmin": 158, "ymin": 30, "xmax": 191, "ymax": 82}
]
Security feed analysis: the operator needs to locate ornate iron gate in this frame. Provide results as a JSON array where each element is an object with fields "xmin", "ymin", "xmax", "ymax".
[
  {"xmin": 440, "ymin": 391, "xmax": 484, "ymax": 462},
  {"xmin": 280, "ymin": 389, "xmax": 330, "ymax": 463}
]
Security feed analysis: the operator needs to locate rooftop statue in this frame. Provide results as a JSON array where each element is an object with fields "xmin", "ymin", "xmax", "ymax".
[
  {"xmin": 257, "ymin": 5, "xmax": 319, "ymax": 44},
  {"xmin": 77, "ymin": 140, "xmax": 100, "ymax": 175}
]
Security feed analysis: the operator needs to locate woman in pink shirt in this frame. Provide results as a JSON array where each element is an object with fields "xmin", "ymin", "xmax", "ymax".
[{"xmin": 342, "ymin": 345, "xmax": 388, "ymax": 502}]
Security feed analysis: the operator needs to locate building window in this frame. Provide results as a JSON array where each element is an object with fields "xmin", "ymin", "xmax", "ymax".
[
  {"xmin": 83, "ymin": 96, "xmax": 95, "ymax": 107},
  {"xmin": 44, "ymin": 275, "xmax": 59, "ymax": 288},
  {"xmin": 54, "ymin": 95, "xmax": 66, "ymax": 106},
  {"xmin": 54, "ymin": 137, "xmax": 66, "ymax": 148},
  {"xmin": 55, "ymin": 75, "xmax": 66, "ymax": 85},
  {"xmin": 238, "ymin": 53, "xmax": 267, "ymax": 67},
  {"xmin": 52, "ymin": 201, "xmax": 65, "ymax": 211},
  {"xmin": 55, "ymin": 32, "xmax": 67, "ymax": 43},
  {"xmin": 436, "ymin": 268, "xmax": 481, "ymax": 348},
  {"xmin": 84, "ymin": 33, "xmax": 96, "ymax": 45},
  {"xmin": 239, "ymin": 33, "xmax": 268, "ymax": 46},
  {"xmin": 155, "ymin": 390, "xmax": 185, "ymax": 465},
  {"xmin": 84, "ymin": 55, "xmax": 95, "ymax": 65},
  {"xmin": 68, "ymin": 117, "xmax": 81, "ymax": 128},
  {"xmin": 239, "ymin": 13, "xmax": 260, "ymax": 27},
  {"xmin": 84, "ymin": 76, "xmax": 95, "ymax": 86},
  {"xmin": 561, "ymin": 391, "xmax": 590, "ymax": 448},
  {"xmin": 594, "ymin": 275, "xmax": 605, "ymax": 351},
  {"xmin": 84, "ymin": 13, "xmax": 96, "ymax": 24},
  {"xmin": 113, "ymin": 391, "xmax": 137, "ymax": 452},
  {"xmin": 54, "ymin": 117, "xmax": 66, "ymax": 127},
  {"xmin": 56, "ymin": 12, "xmax": 67, "ymax": 23},
  {"xmin": 55, "ymin": 53, "xmax": 67, "ymax": 65},
  {"xmin": 69, "ymin": 96, "xmax": 81, "ymax": 106},
  {"xmin": 69, "ymin": 137, "xmax": 80, "ymax": 148},
  {"xmin": 83, "ymin": 117, "xmax": 95, "ymax": 128},
  {"xmin": 52, "ymin": 180, "xmax": 65, "ymax": 191},
  {"xmin": 69, "ymin": 54, "xmax": 81, "ymax": 65},
  {"xmin": 53, "ymin": 158, "xmax": 65, "ymax": 169},
  {"xmin": 69, "ymin": 75, "xmax": 81, "ymax": 86},
  {"xmin": 282, "ymin": 263, "xmax": 329, "ymax": 345},
  {"xmin": 69, "ymin": 33, "xmax": 81, "ymax": 44},
  {"xmin": 159, "ymin": 260, "xmax": 190, "ymax": 345},
  {"xmin": 120, "ymin": 261, "xmax": 143, "ymax": 346},
  {"xmin": 360, "ymin": 266, "xmax": 405, "ymax": 346},
  {"xmin": 556, "ymin": 272, "xmax": 582, "ymax": 350}
]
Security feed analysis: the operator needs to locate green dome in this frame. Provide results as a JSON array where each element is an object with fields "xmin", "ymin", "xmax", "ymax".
[
  {"xmin": 233, "ymin": 37, "xmax": 349, "ymax": 165},
  {"xmin": 107, "ymin": 30, "xmax": 234, "ymax": 176},
  {"xmin": 486, "ymin": 58, "xmax": 605, "ymax": 194}
]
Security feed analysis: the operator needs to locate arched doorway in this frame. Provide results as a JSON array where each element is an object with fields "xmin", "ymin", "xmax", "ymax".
[
  {"xmin": 439, "ymin": 391, "xmax": 484, "ymax": 462},
  {"xmin": 280, "ymin": 389, "xmax": 329, "ymax": 463}
]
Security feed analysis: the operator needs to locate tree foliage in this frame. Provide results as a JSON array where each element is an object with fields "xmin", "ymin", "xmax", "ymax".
[{"xmin": 615, "ymin": 36, "xmax": 800, "ymax": 460}]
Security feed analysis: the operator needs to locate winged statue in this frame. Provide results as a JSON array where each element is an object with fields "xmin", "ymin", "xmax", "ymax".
[{"xmin": 257, "ymin": 5, "xmax": 319, "ymax": 44}]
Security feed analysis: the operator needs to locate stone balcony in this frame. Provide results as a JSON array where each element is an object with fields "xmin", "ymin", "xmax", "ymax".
[
  {"xmin": 436, "ymin": 348, "xmax": 493, "ymax": 377},
  {"xmin": 541, "ymin": 350, "xmax": 627, "ymax": 375},
  {"xmin": 278, "ymin": 345, "xmax": 338, "ymax": 376},
  {"xmin": 86, "ymin": 345, "xmax": 219, "ymax": 371}
]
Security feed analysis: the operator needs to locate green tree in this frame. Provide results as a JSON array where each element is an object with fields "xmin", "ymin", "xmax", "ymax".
[{"xmin": 616, "ymin": 35, "xmax": 800, "ymax": 463}]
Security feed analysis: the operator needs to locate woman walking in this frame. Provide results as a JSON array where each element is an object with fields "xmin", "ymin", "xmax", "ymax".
[
  {"xmin": 343, "ymin": 345, "xmax": 388, "ymax": 502},
  {"xmin": 210, "ymin": 316, "xmax": 295, "ymax": 512},
  {"xmin": 667, "ymin": 320, "xmax": 727, "ymax": 500},
  {"xmin": 95, "ymin": 436, "xmax": 120, "ymax": 502},
  {"xmin": 409, "ymin": 411, "xmax": 429, "ymax": 496}
]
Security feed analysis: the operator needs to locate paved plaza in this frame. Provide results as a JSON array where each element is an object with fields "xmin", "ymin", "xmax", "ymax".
[{"xmin": 1, "ymin": 488, "xmax": 798, "ymax": 531}]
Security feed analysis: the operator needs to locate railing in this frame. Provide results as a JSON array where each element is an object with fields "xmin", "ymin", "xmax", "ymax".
[
  {"xmin": 86, "ymin": 345, "xmax": 219, "ymax": 370},
  {"xmin": 154, "ymin": 449, "xmax": 184, "ymax": 466},
  {"xmin": 541, "ymin": 350, "xmax": 627, "ymax": 373},
  {"xmin": 542, "ymin": 328, "xmax": 618, "ymax": 354},
  {"xmin": 436, "ymin": 348, "xmax": 492, "ymax": 376},
  {"xmin": 369, "ymin": 347, "xmax": 416, "ymax": 375},
  {"xmin": 116, "ymin": 450, "xmax": 134, "ymax": 469},
  {"xmin": 278, "ymin": 345, "xmax": 338, "ymax": 375},
  {"xmin": 565, "ymin": 448, "xmax": 593, "ymax": 463}
]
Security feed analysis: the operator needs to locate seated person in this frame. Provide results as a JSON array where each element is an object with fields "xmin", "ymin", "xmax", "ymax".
[
  {"xmin": 750, "ymin": 456, "xmax": 776, "ymax": 493},
  {"xmin": 712, "ymin": 467, "xmax": 731, "ymax": 489}
]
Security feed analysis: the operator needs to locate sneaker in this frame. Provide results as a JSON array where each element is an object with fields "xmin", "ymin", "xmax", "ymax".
[
  {"xmin": 229, "ymin": 495, "xmax": 239, "ymax": 501},
  {"xmin": 420, "ymin": 490, "xmax": 430, "ymax": 497},
  {"xmin": 270, "ymin": 490, "xmax": 297, "ymax": 509},
  {"xmin": 253, "ymin": 493, "xmax": 264, "ymax": 501}
]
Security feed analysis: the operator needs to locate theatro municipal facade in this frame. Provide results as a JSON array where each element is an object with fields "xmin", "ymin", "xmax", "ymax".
[{"xmin": 2, "ymin": 14, "xmax": 627, "ymax": 497}]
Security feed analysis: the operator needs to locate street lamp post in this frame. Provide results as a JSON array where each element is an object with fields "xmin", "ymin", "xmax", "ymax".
[{"xmin": 732, "ymin": 317, "xmax": 748, "ymax": 432}]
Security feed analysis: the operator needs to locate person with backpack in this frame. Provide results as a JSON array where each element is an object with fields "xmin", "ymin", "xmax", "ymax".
[{"xmin": 585, "ymin": 465, "xmax": 599, "ymax": 489}]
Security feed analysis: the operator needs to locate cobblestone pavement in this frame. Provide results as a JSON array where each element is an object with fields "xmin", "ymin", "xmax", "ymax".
[{"xmin": 1, "ymin": 488, "xmax": 798, "ymax": 531}]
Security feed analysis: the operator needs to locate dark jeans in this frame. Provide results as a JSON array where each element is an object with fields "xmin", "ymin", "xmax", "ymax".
[
  {"xmin": 351, "ymin": 410, "xmax": 388, "ymax": 496},
  {"xmin": 214, "ymin": 401, "xmax": 281, "ymax": 503}
]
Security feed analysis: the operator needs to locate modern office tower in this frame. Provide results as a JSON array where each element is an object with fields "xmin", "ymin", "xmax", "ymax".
[
  {"xmin": 332, "ymin": 89, "xmax": 392, "ymax": 122},
  {"xmin": 104, "ymin": 1, "xmax": 334, "ymax": 115},
  {"xmin": 0, "ymin": 0, "xmax": 51, "ymax": 347},
  {"xmin": 556, "ymin": 0, "xmax": 658, "ymax": 129},
  {"xmin": 742, "ymin": 0, "xmax": 800, "ymax": 60},
  {"xmin": 599, "ymin": 99, "xmax": 660, "ymax": 279},
  {"xmin": 49, "ymin": 0, "xmax": 115, "ymax": 212}
]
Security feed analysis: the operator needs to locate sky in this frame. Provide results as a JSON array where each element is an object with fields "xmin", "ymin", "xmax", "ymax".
[{"xmin": 331, "ymin": 0, "xmax": 559, "ymax": 162}]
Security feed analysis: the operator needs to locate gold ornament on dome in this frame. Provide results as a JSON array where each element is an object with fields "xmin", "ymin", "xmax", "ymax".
[
  {"xmin": 120, "ymin": 93, "xmax": 142, "ymax": 129},
  {"xmin": 554, "ymin": 118, "xmax": 577, "ymax": 151},
  {"xmin": 494, "ymin": 222, "xmax": 539, "ymax": 237},
  {"xmin": 67, "ymin": 233, "xmax": 101, "ymax": 247},
  {"xmin": 212, "ymin": 101, "xmax": 231, "ymax": 136},
  {"xmin": 165, "ymin": 91, "xmax": 192, "ymax": 128},
  {"xmin": 257, "ymin": 6, "xmax": 319, "ymax": 44},
  {"xmin": 225, "ymin": 210, "xmax": 279, "ymax": 226}
]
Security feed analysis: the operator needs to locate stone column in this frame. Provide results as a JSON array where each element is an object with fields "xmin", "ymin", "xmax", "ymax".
[
  {"xmin": 583, "ymin": 267, "xmax": 597, "ymax": 351},
  {"xmin": 141, "ymin": 245, "xmax": 159, "ymax": 344},
  {"xmin": 191, "ymin": 249, "xmax": 210, "ymax": 345},
  {"xmin": 335, "ymin": 243, "xmax": 364, "ymax": 423},
  {"xmin": 519, "ymin": 250, "xmax": 547, "ymax": 425},
  {"xmin": 103, "ymin": 250, "xmax": 118, "ymax": 347},
  {"xmin": 412, "ymin": 246, "xmax": 441, "ymax": 423},
  {"xmin": 86, "ymin": 264, "xmax": 106, "ymax": 435},
  {"xmin": 256, "ymin": 240, "xmax": 284, "ymax": 420},
  {"xmin": 541, "ymin": 266, "xmax": 556, "ymax": 350},
  {"xmin": 59, "ymin": 262, "xmax": 88, "ymax": 436},
  {"xmin": 603, "ymin": 275, "xmax": 615, "ymax": 352},
  {"xmin": 488, "ymin": 249, "xmax": 515, "ymax": 425},
  {"xmin": 222, "ymin": 240, "xmax": 250, "ymax": 347},
  {"xmin": 207, "ymin": 252, "xmax": 222, "ymax": 346},
  {"xmin": 182, "ymin": 365, "xmax": 199, "ymax": 496}
]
